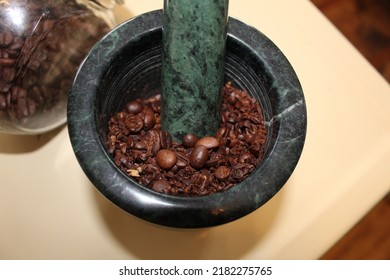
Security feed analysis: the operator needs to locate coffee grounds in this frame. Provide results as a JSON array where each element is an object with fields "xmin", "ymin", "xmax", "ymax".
[{"xmin": 106, "ymin": 82, "xmax": 267, "ymax": 196}]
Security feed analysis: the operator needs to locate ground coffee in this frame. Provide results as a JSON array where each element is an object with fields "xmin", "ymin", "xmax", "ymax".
[{"xmin": 106, "ymin": 82, "xmax": 267, "ymax": 196}]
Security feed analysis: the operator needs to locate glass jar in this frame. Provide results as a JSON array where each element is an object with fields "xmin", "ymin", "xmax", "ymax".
[{"xmin": 0, "ymin": 0, "xmax": 122, "ymax": 134}]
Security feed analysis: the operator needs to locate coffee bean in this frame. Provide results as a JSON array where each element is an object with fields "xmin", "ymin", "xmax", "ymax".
[
  {"xmin": 125, "ymin": 114, "xmax": 144, "ymax": 133},
  {"xmin": 196, "ymin": 136, "xmax": 220, "ymax": 149},
  {"xmin": 0, "ymin": 31, "xmax": 13, "ymax": 47},
  {"xmin": 152, "ymin": 179, "xmax": 171, "ymax": 193},
  {"xmin": 143, "ymin": 107, "xmax": 156, "ymax": 130},
  {"xmin": 156, "ymin": 149, "xmax": 177, "ymax": 170},
  {"xmin": 182, "ymin": 133, "xmax": 199, "ymax": 148},
  {"xmin": 27, "ymin": 97, "xmax": 37, "ymax": 116},
  {"xmin": 0, "ymin": 94, "xmax": 6, "ymax": 110},
  {"xmin": 215, "ymin": 166, "xmax": 230, "ymax": 180},
  {"xmin": 159, "ymin": 130, "xmax": 172, "ymax": 149},
  {"xmin": 176, "ymin": 151, "xmax": 189, "ymax": 168},
  {"xmin": 147, "ymin": 129, "xmax": 161, "ymax": 154},
  {"xmin": 190, "ymin": 145, "xmax": 209, "ymax": 169},
  {"xmin": 126, "ymin": 100, "xmax": 143, "ymax": 114},
  {"xmin": 2, "ymin": 67, "xmax": 16, "ymax": 82},
  {"xmin": 0, "ymin": 57, "xmax": 16, "ymax": 66},
  {"xmin": 9, "ymin": 37, "xmax": 24, "ymax": 50},
  {"xmin": 17, "ymin": 96, "xmax": 28, "ymax": 117}
]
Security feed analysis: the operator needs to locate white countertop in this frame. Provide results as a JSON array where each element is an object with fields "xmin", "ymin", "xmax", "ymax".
[{"xmin": 1, "ymin": 0, "xmax": 390, "ymax": 259}]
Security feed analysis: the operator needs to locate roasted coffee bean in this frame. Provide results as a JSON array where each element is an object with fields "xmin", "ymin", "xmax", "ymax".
[
  {"xmin": 175, "ymin": 151, "xmax": 189, "ymax": 168},
  {"xmin": 190, "ymin": 145, "xmax": 209, "ymax": 169},
  {"xmin": 26, "ymin": 97, "xmax": 37, "ymax": 116},
  {"xmin": 159, "ymin": 130, "xmax": 172, "ymax": 149},
  {"xmin": 0, "ymin": 94, "xmax": 6, "ymax": 110},
  {"xmin": 0, "ymin": 31, "xmax": 14, "ymax": 47},
  {"xmin": 0, "ymin": 57, "xmax": 16, "ymax": 66},
  {"xmin": 156, "ymin": 149, "xmax": 177, "ymax": 170},
  {"xmin": 152, "ymin": 179, "xmax": 171, "ymax": 193},
  {"xmin": 196, "ymin": 136, "xmax": 220, "ymax": 149},
  {"xmin": 215, "ymin": 166, "xmax": 230, "ymax": 180},
  {"xmin": 182, "ymin": 133, "xmax": 199, "ymax": 148},
  {"xmin": 2, "ymin": 67, "xmax": 16, "ymax": 82},
  {"xmin": 125, "ymin": 100, "xmax": 143, "ymax": 114},
  {"xmin": 147, "ymin": 129, "xmax": 161, "ymax": 154},
  {"xmin": 143, "ymin": 107, "xmax": 156, "ymax": 130},
  {"xmin": 125, "ymin": 114, "xmax": 144, "ymax": 133}
]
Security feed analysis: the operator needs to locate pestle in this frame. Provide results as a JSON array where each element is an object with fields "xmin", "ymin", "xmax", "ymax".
[{"xmin": 161, "ymin": 0, "xmax": 229, "ymax": 142}]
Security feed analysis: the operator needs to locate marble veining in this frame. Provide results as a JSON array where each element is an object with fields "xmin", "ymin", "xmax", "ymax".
[
  {"xmin": 265, "ymin": 100, "xmax": 304, "ymax": 126},
  {"xmin": 161, "ymin": 0, "xmax": 229, "ymax": 141}
]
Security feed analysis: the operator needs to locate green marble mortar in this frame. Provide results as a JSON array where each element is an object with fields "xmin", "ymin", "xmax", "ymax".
[{"xmin": 67, "ymin": 10, "xmax": 307, "ymax": 228}]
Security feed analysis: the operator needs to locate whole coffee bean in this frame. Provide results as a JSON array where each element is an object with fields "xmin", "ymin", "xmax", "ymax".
[
  {"xmin": 143, "ymin": 107, "xmax": 156, "ymax": 130},
  {"xmin": 27, "ymin": 97, "xmax": 37, "ymax": 116},
  {"xmin": 176, "ymin": 151, "xmax": 189, "ymax": 168},
  {"xmin": 0, "ymin": 57, "xmax": 16, "ymax": 66},
  {"xmin": 147, "ymin": 129, "xmax": 161, "ymax": 154},
  {"xmin": 156, "ymin": 149, "xmax": 177, "ymax": 170},
  {"xmin": 17, "ymin": 96, "xmax": 28, "ymax": 117},
  {"xmin": 0, "ymin": 94, "xmax": 6, "ymax": 110},
  {"xmin": 0, "ymin": 31, "xmax": 14, "ymax": 47},
  {"xmin": 215, "ymin": 166, "xmax": 230, "ymax": 180},
  {"xmin": 2, "ymin": 67, "xmax": 16, "ymax": 82},
  {"xmin": 152, "ymin": 179, "xmax": 171, "ymax": 193},
  {"xmin": 182, "ymin": 133, "xmax": 199, "ymax": 148},
  {"xmin": 190, "ymin": 145, "xmax": 208, "ymax": 169},
  {"xmin": 159, "ymin": 130, "xmax": 172, "ymax": 149},
  {"xmin": 196, "ymin": 136, "xmax": 220, "ymax": 149},
  {"xmin": 126, "ymin": 100, "xmax": 143, "ymax": 114},
  {"xmin": 125, "ymin": 114, "xmax": 143, "ymax": 133}
]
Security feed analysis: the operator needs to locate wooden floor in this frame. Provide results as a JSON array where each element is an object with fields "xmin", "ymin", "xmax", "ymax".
[{"xmin": 310, "ymin": 0, "xmax": 390, "ymax": 259}]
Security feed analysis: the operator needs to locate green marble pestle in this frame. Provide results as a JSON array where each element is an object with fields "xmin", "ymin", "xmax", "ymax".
[{"xmin": 161, "ymin": 0, "xmax": 229, "ymax": 141}]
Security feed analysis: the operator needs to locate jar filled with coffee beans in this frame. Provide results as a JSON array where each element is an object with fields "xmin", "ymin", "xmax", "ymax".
[{"xmin": 0, "ymin": 0, "xmax": 122, "ymax": 134}]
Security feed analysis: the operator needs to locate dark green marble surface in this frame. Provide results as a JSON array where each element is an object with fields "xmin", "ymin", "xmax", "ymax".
[{"xmin": 161, "ymin": 0, "xmax": 228, "ymax": 141}]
